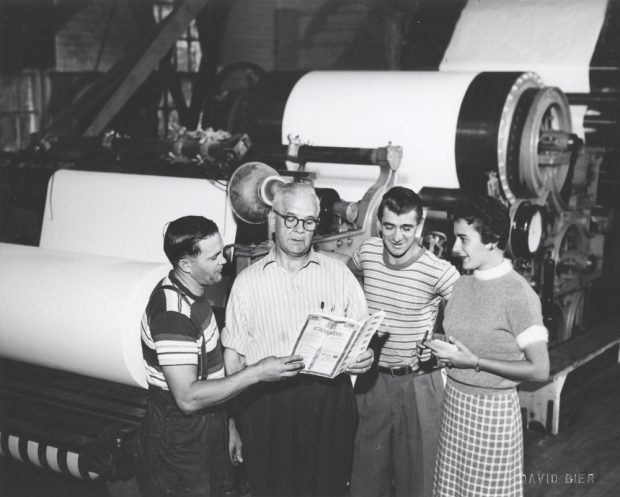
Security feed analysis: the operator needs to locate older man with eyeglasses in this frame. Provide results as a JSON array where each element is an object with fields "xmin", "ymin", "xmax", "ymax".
[{"xmin": 222, "ymin": 181, "xmax": 374, "ymax": 497}]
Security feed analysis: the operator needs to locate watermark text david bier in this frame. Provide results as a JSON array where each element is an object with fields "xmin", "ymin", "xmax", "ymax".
[{"xmin": 523, "ymin": 472, "xmax": 595, "ymax": 485}]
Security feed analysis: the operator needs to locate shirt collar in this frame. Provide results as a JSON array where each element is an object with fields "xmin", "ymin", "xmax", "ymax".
[
  {"xmin": 382, "ymin": 244, "xmax": 425, "ymax": 270},
  {"xmin": 261, "ymin": 246, "xmax": 321, "ymax": 271},
  {"xmin": 473, "ymin": 259, "xmax": 512, "ymax": 280},
  {"xmin": 168, "ymin": 270, "xmax": 206, "ymax": 301}
]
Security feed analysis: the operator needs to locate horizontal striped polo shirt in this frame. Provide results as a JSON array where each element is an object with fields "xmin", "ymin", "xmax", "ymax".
[
  {"xmin": 222, "ymin": 247, "xmax": 368, "ymax": 365},
  {"xmin": 352, "ymin": 237, "xmax": 460, "ymax": 367},
  {"xmin": 141, "ymin": 271, "xmax": 225, "ymax": 390}
]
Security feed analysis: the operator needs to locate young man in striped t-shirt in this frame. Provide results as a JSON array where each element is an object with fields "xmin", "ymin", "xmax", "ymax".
[
  {"xmin": 137, "ymin": 216, "xmax": 304, "ymax": 497},
  {"xmin": 349, "ymin": 187, "xmax": 460, "ymax": 497}
]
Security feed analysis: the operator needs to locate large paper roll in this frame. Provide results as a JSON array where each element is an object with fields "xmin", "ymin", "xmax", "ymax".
[
  {"xmin": 439, "ymin": 0, "xmax": 608, "ymax": 138},
  {"xmin": 40, "ymin": 170, "xmax": 236, "ymax": 262},
  {"xmin": 0, "ymin": 243, "xmax": 169, "ymax": 388},
  {"xmin": 282, "ymin": 71, "xmax": 475, "ymax": 201},
  {"xmin": 39, "ymin": 170, "xmax": 235, "ymax": 308},
  {"xmin": 439, "ymin": 0, "xmax": 607, "ymax": 93}
]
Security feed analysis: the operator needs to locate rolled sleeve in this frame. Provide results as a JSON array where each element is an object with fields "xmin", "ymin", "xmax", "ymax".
[
  {"xmin": 516, "ymin": 324, "xmax": 548, "ymax": 349},
  {"xmin": 508, "ymin": 283, "xmax": 546, "ymax": 345}
]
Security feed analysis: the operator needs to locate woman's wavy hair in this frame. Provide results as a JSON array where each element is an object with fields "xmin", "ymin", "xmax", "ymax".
[{"xmin": 448, "ymin": 195, "xmax": 510, "ymax": 250}]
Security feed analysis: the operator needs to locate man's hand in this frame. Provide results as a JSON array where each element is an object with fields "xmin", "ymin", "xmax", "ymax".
[
  {"xmin": 345, "ymin": 348, "xmax": 375, "ymax": 375},
  {"xmin": 252, "ymin": 355, "xmax": 305, "ymax": 382},
  {"xmin": 416, "ymin": 342, "xmax": 432, "ymax": 362},
  {"xmin": 409, "ymin": 354, "xmax": 421, "ymax": 371},
  {"xmin": 228, "ymin": 419, "xmax": 243, "ymax": 466}
]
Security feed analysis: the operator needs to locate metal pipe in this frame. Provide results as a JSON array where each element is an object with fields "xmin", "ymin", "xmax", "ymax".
[{"xmin": 248, "ymin": 144, "xmax": 402, "ymax": 170}]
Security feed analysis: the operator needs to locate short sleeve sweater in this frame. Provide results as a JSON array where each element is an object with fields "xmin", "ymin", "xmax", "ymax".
[{"xmin": 443, "ymin": 260, "xmax": 547, "ymax": 394}]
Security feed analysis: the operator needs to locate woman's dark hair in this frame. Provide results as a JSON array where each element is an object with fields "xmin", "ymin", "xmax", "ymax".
[
  {"xmin": 378, "ymin": 186, "xmax": 423, "ymax": 222},
  {"xmin": 448, "ymin": 195, "xmax": 510, "ymax": 250},
  {"xmin": 163, "ymin": 215, "xmax": 219, "ymax": 266}
]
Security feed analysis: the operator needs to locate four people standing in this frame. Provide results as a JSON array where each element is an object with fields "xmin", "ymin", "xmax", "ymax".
[{"xmin": 139, "ymin": 190, "xmax": 550, "ymax": 497}]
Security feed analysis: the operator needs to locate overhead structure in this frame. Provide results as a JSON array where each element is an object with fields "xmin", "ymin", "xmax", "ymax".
[{"xmin": 38, "ymin": 0, "xmax": 213, "ymax": 144}]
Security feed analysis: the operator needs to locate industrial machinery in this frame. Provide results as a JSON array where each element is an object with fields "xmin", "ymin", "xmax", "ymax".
[
  {"xmin": 0, "ymin": 73, "xmax": 611, "ymax": 489},
  {"xmin": 229, "ymin": 69, "xmax": 610, "ymax": 346},
  {"xmin": 0, "ymin": 140, "xmax": 403, "ymax": 485},
  {"xmin": 0, "ymin": 0, "xmax": 617, "ymax": 488},
  {"xmin": 0, "ymin": 70, "xmax": 611, "ymax": 486}
]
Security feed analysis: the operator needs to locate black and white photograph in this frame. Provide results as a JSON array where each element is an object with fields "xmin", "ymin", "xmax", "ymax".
[{"xmin": 1, "ymin": 1, "xmax": 619, "ymax": 496}]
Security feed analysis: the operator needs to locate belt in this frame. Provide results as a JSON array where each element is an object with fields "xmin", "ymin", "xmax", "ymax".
[{"xmin": 377, "ymin": 364, "xmax": 416, "ymax": 377}]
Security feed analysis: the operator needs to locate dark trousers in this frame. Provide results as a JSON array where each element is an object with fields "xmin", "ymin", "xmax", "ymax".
[
  {"xmin": 238, "ymin": 374, "xmax": 357, "ymax": 497},
  {"xmin": 136, "ymin": 388, "xmax": 227, "ymax": 497},
  {"xmin": 351, "ymin": 370, "xmax": 445, "ymax": 497}
]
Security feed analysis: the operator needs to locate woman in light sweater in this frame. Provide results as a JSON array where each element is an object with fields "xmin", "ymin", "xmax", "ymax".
[{"xmin": 428, "ymin": 195, "xmax": 550, "ymax": 497}]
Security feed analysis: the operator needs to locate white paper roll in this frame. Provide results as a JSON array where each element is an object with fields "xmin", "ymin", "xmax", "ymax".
[
  {"xmin": 39, "ymin": 170, "xmax": 236, "ymax": 308},
  {"xmin": 439, "ymin": 0, "xmax": 608, "ymax": 138},
  {"xmin": 0, "ymin": 243, "xmax": 169, "ymax": 388},
  {"xmin": 440, "ymin": 0, "xmax": 607, "ymax": 93},
  {"xmin": 40, "ymin": 170, "xmax": 236, "ymax": 262},
  {"xmin": 282, "ymin": 71, "xmax": 477, "ymax": 201}
]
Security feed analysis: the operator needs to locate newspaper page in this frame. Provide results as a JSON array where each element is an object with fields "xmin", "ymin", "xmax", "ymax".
[
  {"xmin": 341, "ymin": 311, "xmax": 385, "ymax": 369},
  {"xmin": 292, "ymin": 311, "xmax": 385, "ymax": 378}
]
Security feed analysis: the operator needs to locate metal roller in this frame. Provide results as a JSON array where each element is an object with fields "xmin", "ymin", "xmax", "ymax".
[
  {"xmin": 551, "ymin": 222, "xmax": 591, "ymax": 273},
  {"xmin": 557, "ymin": 290, "xmax": 587, "ymax": 343},
  {"xmin": 455, "ymin": 72, "xmax": 576, "ymax": 203},
  {"xmin": 235, "ymin": 70, "xmax": 579, "ymax": 206},
  {"xmin": 0, "ymin": 431, "xmax": 99, "ymax": 480}
]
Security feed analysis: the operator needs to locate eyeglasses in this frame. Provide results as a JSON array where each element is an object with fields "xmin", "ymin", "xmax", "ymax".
[{"xmin": 273, "ymin": 209, "xmax": 319, "ymax": 231}]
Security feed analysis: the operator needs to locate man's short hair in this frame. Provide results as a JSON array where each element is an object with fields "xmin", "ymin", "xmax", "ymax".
[
  {"xmin": 378, "ymin": 186, "xmax": 423, "ymax": 222},
  {"xmin": 448, "ymin": 195, "xmax": 510, "ymax": 250},
  {"xmin": 163, "ymin": 215, "xmax": 219, "ymax": 266},
  {"xmin": 272, "ymin": 181, "xmax": 320, "ymax": 216}
]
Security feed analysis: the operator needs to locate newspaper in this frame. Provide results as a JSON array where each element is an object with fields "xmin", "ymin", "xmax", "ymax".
[{"xmin": 292, "ymin": 311, "xmax": 385, "ymax": 378}]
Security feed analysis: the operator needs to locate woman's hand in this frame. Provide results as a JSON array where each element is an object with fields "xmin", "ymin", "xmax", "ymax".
[{"xmin": 427, "ymin": 337, "xmax": 478, "ymax": 369}]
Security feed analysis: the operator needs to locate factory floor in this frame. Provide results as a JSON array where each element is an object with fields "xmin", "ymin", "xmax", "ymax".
[{"xmin": 1, "ymin": 357, "xmax": 619, "ymax": 497}]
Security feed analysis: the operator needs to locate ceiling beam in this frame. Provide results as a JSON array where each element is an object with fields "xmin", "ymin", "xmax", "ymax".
[{"xmin": 83, "ymin": 0, "xmax": 212, "ymax": 137}]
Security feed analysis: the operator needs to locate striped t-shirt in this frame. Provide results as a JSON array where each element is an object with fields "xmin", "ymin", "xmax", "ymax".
[
  {"xmin": 222, "ymin": 248, "xmax": 368, "ymax": 365},
  {"xmin": 352, "ymin": 237, "xmax": 460, "ymax": 367},
  {"xmin": 141, "ymin": 271, "xmax": 225, "ymax": 390}
]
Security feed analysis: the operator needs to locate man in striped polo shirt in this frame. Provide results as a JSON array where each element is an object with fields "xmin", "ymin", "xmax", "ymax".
[
  {"xmin": 137, "ymin": 215, "xmax": 304, "ymax": 497},
  {"xmin": 222, "ymin": 182, "xmax": 375, "ymax": 497},
  {"xmin": 349, "ymin": 187, "xmax": 460, "ymax": 497}
]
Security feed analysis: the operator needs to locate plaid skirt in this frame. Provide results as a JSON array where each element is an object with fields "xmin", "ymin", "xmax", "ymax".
[{"xmin": 433, "ymin": 382, "xmax": 523, "ymax": 497}]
